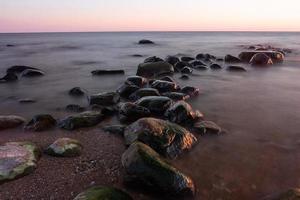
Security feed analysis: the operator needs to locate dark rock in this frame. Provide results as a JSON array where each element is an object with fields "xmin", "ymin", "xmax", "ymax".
[
  {"xmin": 180, "ymin": 74, "xmax": 189, "ymax": 80},
  {"xmin": 194, "ymin": 65, "xmax": 209, "ymax": 70},
  {"xmin": 91, "ymin": 70, "xmax": 125, "ymax": 75},
  {"xmin": 129, "ymin": 88, "xmax": 160, "ymax": 101},
  {"xmin": 181, "ymin": 56, "xmax": 195, "ymax": 62},
  {"xmin": 181, "ymin": 67, "xmax": 193, "ymax": 74},
  {"xmin": 19, "ymin": 99, "xmax": 36, "ymax": 104},
  {"xmin": 190, "ymin": 60, "xmax": 206, "ymax": 67},
  {"xmin": 227, "ymin": 65, "xmax": 247, "ymax": 72},
  {"xmin": 117, "ymin": 82, "xmax": 140, "ymax": 98},
  {"xmin": 193, "ymin": 121, "xmax": 222, "ymax": 135},
  {"xmin": 6, "ymin": 44, "xmax": 15, "ymax": 47},
  {"xmin": 181, "ymin": 86, "xmax": 200, "ymax": 97},
  {"xmin": 249, "ymin": 53, "xmax": 274, "ymax": 66},
  {"xmin": 66, "ymin": 104, "xmax": 86, "ymax": 112},
  {"xmin": 0, "ymin": 115, "xmax": 25, "ymax": 130},
  {"xmin": 151, "ymin": 80, "xmax": 179, "ymax": 93},
  {"xmin": 162, "ymin": 92, "xmax": 190, "ymax": 101},
  {"xmin": 174, "ymin": 61, "xmax": 190, "ymax": 71},
  {"xmin": 126, "ymin": 76, "xmax": 147, "ymax": 87},
  {"xmin": 239, "ymin": 51, "xmax": 284, "ymax": 63},
  {"xmin": 262, "ymin": 188, "xmax": 300, "ymax": 200},
  {"xmin": 160, "ymin": 76, "xmax": 175, "ymax": 83},
  {"xmin": 131, "ymin": 54, "xmax": 143, "ymax": 57},
  {"xmin": 24, "ymin": 114, "xmax": 56, "ymax": 132},
  {"xmin": 196, "ymin": 53, "xmax": 205, "ymax": 60},
  {"xmin": 138, "ymin": 39, "xmax": 155, "ymax": 45},
  {"xmin": 216, "ymin": 58, "xmax": 224, "ymax": 62},
  {"xmin": 119, "ymin": 102, "xmax": 151, "ymax": 122},
  {"xmin": 224, "ymin": 54, "xmax": 242, "ymax": 63},
  {"xmin": 135, "ymin": 96, "xmax": 172, "ymax": 115},
  {"xmin": 124, "ymin": 118, "xmax": 197, "ymax": 158},
  {"xmin": 91, "ymin": 105, "xmax": 117, "ymax": 116},
  {"xmin": 103, "ymin": 125, "xmax": 126, "ymax": 136},
  {"xmin": 45, "ymin": 138, "xmax": 82, "ymax": 157},
  {"xmin": 21, "ymin": 69, "xmax": 45, "ymax": 77},
  {"xmin": 89, "ymin": 92, "xmax": 120, "ymax": 106},
  {"xmin": 69, "ymin": 87, "xmax": 85, "ymax": 96},
  {"xmin": 137, "ymin": 61, "xmax": 174, "ymax": 78},
  {"xmin": 165, "ymin": 56, "xmax": 180, "ymax": 66},
  {"xmin": 144, "ymin": 56, "xmax": 163, "ymax": 63},
  {"xmin": 210, "ymin": 63, "xmax": 222, "ymax": 70},
  {"xmin": 0, "ymin": 72, "xmax": 18, "ymax": 83},
  {"xmin": 7, "ymin": 66, "xmax": 38, "ymax": 74},
  {"xmin": 74, "ymin": 186, "xmax": 133, "ymax": 200}
]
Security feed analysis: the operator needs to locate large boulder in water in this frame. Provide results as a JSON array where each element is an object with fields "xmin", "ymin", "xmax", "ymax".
[
  {"xmin": 135, "ymin": 96, "xmax": 172, "ymax": 115},
  {"xmin": 136, "ymin": 61, "xmax": 174, "ymax": 78},
  {"xmin": 89, "ymin": 92, "xmax": 120, "ymax": 106},
  {"xmin": 119, "ymin": 102, "xmax": 151, "ymax": 122},
  {"xmin": 239, "ymin": 51, "xmax": 284, "ymax": 63},
  {"xmin": 151, "ymin": 80, "xmax": 179, "ymax": 93},
  {"xmin": 124, "ymin": 118, "xmax": 197, "ymax": 158},
  {"xmin": 0, "ymin": 115, "xmax": 25, "ymax": 130},
  {"xmin": 249, "ymin": 53, "xmax": 274, "ymax": 66},
  {"xmin": 24, "ymin": 114, "xmax": 56, "ymax": 132},
  {"xmin": 122, "ymin": 142, "xmax": 195, "ymax": 197},
  {"xmin": 129, "ymin": 88, "xmax": 160, "ymax": 101},
  {"xmin": 0, "ymin": 142, "xmax": 40, "ymax": 183},
  {"xmin": 74, "ymin": 186, "xmax": 133, "ymax": 200},
  {"xmin": 59, "ymin": 111, "xmax": 104, "ymax": 130},
  {"xmin": 45, "ymin": 138, "xmax": 83, "ymax": 157}
]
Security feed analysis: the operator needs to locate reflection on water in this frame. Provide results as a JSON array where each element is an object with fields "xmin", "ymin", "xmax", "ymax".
[{"xmin": 0, "ymin": 32, "xmax": 300, "ymax": 199}]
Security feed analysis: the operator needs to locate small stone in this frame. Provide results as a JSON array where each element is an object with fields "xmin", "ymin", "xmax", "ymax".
[
  {"xmin": 210, "ymin": 63, "xmax": 222, "ymax": 70},
  {"xmin": 102, "ymin": 125, "xmax": 126, "ymax": 136},
  {"xmin": 45, "ymin": 138, "xmax": 82, "ymax": 157}
]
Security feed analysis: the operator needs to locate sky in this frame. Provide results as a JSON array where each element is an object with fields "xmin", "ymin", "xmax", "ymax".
[{"xmin": 1, "ymin": 0, "xmax": 300, "ymax": 33}]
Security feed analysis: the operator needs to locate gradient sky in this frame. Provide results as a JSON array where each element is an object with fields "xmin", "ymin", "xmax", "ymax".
[{"xmin": 1, "ymin": 0, "xmax": 300, "ymax": 32}]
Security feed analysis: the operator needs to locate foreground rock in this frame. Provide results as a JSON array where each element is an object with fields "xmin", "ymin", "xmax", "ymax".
[
  {"xmin": 239, "ymin": 51, "xmax": 284, "ymax": 63},
  {"xmin": 74, "ymin": 186, "xmax": 133, "ymax": 200},
  {"xmin": 59, "ymin": 111, "xmax": 104, "ymax": 130},
  {"xmin": 193, "ymin": 121, "xmax": 222, "ymax": 135},
  {"xmin": 136, "ymin": 61, "xmax": 174, "ymax": 78},
  {"xmin": 45, "ymin": 138, "xmax": 83, "ymax": 157},
  {"xmin": 91, "ymin": 70, "xmax": 125, "ymax": 75},
  {"xmin": 129, "ymin": 88, "xmax": 160, "ymax": 101},
  {"xmin": 135, "ymin": 96, "xmax": 172, "ymax": 115},
  {"xmin": 249, "ymin": 53, "xmax": 274, "ymax": 66},
  {"xmin": 138, "ymin": 39, "xmax": 155, "ymax": 45},
  {"xmin": 0, "ymin": 115, "xmax": 25, "ymax": 130},
  {"xmin": 0, "ymin": 142, "xmax": 40, "ymax": 183},
  {"xmin": 119, "ymin": 102, "xmax": 151, "ymax": 122},
  {"xmin": 262, "ymin": 188, "xmax": 300, "ymax": 200},
  {"xmin": 124, "ymin": 118, "xmax": 197, "ymax": 158},
  {"xmin": 122, "ymin": 142, "xmax": 195, "ymax": 197},
  {"xmin": 24, "ymin": 114, "xmax": 56, "ymax": 132},
  {"xmin": 89, "ymin": 92, "xmax": 120, "ymax": 106}
]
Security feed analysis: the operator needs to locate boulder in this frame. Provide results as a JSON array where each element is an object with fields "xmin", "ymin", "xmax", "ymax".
[
  {"xmin": 0, "ymin": 142, "xmax": 40, "ymax": 183},
  {"xmin": 21, "ymin": 69, "xmax": 45, "ymax": 77},
  {"xmin": 0, "ymin": 115, "xmax": 25, "ymax": 130},
  {"xmin": 117, "ymin": 82, "xmax": 139, "ymax": 98},
  {"xmin": 181, "ymin": 67, "xmax": 193, "ymax": 74},
  {"xmin": 151, "ymin": 80, "xmax": 179, "ymax": 93},
  {"xmin": 129, "ymin": 88, "xmax": 160, "ymax": 101},
  {"xmin": 45, "ymin": 138, "xmax": 82, "ymax": 157},
  {"xmin": 239, "ymin": 51, "xmax": 284, "ymax": 63},
  {"xmin": 249, "ymin": 53, "xmax": 274, "ymax": 66},
  {"xmin": 138, "ymin": 39, "xmax": 155, "ymax": 45},
  {"xmin": 24, "ymin": 114, "xmax": 56, "ymax": 132},
  {"xmin": 124, "ymin": 118, "xmax": 197, "ymax": 158},
  {"xmin": 137, "ymin": 61, "xmax": 174, "ymax": 78},
  {"xmin": 144, "ymin": 56, "xmax": 163, "ymax": 63},
  {"xmin": 103, "ymin": 125, "xmax": 126, "ymax": 136},
  {"xmin": 122, "ymin": 142, "xmax": 195, "ymax": 197},
  {"xmin": 74, "ymin": 186, "xmax": 133, "ymax": 200},
  {"xmin": 165, "ymin": 56, "xmax": 180, "ymax": 65},
  {"xmin": 262, "ymin": 188, "xmax": 300, "ymax": 200},
  {"xmin": 162, "ymin": 92, "xmax": 190, "ymax": 101},
  {"xmin": 7, "ymin": 66, "xmax": 38, "ymax": 74},
  {"xmin": 226, "ymin": 65, "xmax": 247, "ymax": 72},
  {"xmin": 66, "ymin": 104, "xmax": 86, "ymax": 112},
  {"xmin": 181, "ymin": 56, "xmax": 195, "ymax": 62},
  {"xmin": 119, "ymin": 102, "xmax": 151, "ymax": 122},
  {"xmin": 0, "ymin": 72, "xmax": 18, "ymax": 83},
  {"xmin": 69, "ymin": 87, "xmax": 85, "ymax": 96},
  {"xmin": 91, "ymin": 70, "xmax": 125, "ymax": 75},
  {"xmin": 135, "ymin": 96, "xmax": 172, "ymax": 115},
  {"xmin": 126, "ymin": 76, "xmax": 147, "ymax": 87},
  {"xmin": 59, "ymin": 111, "xmax": 104, "ymax": 130},
  {"xmin": 181, "ymin": 86, "xmax": 200, "ymax": 97},
  {"xmin": 224, "ymin": 54, "xmax": 242, "ymax": 63},
  {"xmin": 210, "ymin": 63, "xmax": 222, "ymax": 70},
  {"xmin": 193, "ymin": 121, "xmax": 222, "ymax": 135},
  {"xmin": 89, "ymin": 92, "xmax": 120, "ymax": 106}
]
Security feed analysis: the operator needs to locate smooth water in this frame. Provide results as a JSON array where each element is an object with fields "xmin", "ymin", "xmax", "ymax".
[{"xmin": 1, "ymin": 32, "xmax": 300, "ymax": 199}]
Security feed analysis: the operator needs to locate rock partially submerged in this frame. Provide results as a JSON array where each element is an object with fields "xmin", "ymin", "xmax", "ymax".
[
  {"xmin": 69, "ymin": 87, "xmax": 85, "ymax": 96},
  {"xmin": 138, "ymin": 39, "xmax": 155, "ymax": 45},
  {"xmin": 162, "ymin": 92, "xmax": 190, "ymax": 101},
  {"xmin": 91, "ymin": 70, "xmax": 125, "ymax": 75},
  {"xmin": 7, "ymin": 66, "xmax": 38, "ymax": 74},
  {"xmin": 193, "ymin": 121, "xmax": 222, "ymax": 135},
  {"xmin": 117, "ymin": 82, "xmax": 140, "ymax": 98},
  {"xmin": 45, "ymin": 138, "xmax": 83, "ymax": 157},
  {"xmin": 165, "ymin": 56, "xmax": 180, "ymax": 65},
  {"xmin": 24, "ymin": 114, "xmax": 56, "ymax": 132},
  {"xmin": 74, "ymin": 186, "xmax": 133, "ymax": 200},
  {"xmin": 126, "ymin": 76, "xmax": 147, "ymax": 87},
  {"xmin": 89, "ymin": 92, "xmax": 120, "ymax": 106},
  {"xmin": 227, "ymin": 65, "xmax": 247, "ymax": 72},
  {"xmin": 21, "ymin": 69, "xmax": 45, "ymax": 77},
  {"xmin": 210, "ymin": 63, "xmax": 222, "ymax": 70},
  {"xmin": 239, "ymin": 51, "xmax": 284, "ymax": 63},
  {"xmin": 0, "ymin": 72, "xmax": 18, "ymax": 83},
  {"xmin": 0, "ymin": 142, "xmax": 40, "ymax": 183},
  {"xmin": 249, "ymin": 53, "xmax": 274, "ymax": 66},
  {"xmin": 119, "ymin": 102, "xmax": 151, "ymax": 122},
  {"xmin": 0, "ymin": 115, "xmax": 25, "ymax": 130},
  {"xmin": 181, "ymin": 86, "xmax": 200, "ymax": 97},
  {"xmin": 122, "ymin": 142, "xmax": 195, "ymax": 196},
  {"xmin": 151, "ymin": 80, "xmax": 179, "ymax": 93},
  {"xmin": 135, "ymin": 96, "xmax": 172, "ymax": 115},
  {"xmin": 137, "ymin": 61, "xmax": 174, "ymax": 78},
  {"xmin": 224, "ymin": 54, "xmax": 242, "ymax": 63},
  {"xmin": 124, "ymin": 118, "xmax": 197, "ymax": 158},
  {"xmin": 129, "ymin": 88, "xmax": 160, "ymax": 101}
]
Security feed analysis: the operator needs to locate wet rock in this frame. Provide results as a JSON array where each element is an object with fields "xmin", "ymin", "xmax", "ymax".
[
  {"xmin": 69, "ymin": 87, "xmax": 85, "ymax": 97},
  {"xmin": 181, "ymin": 56, "xmax": 195, "ymax": 62},
  {"xmin": 174, "ymin": 61, "xmax": 190, "ymax": 71},
  {"xmin": 117, "ymin": 82, "xmax": 140, "ymax": 98},
  {"xmin": 74, "ymin": 186, "xmax": 133, "ymax": 200},
  {"xmin": 124, "ymin": 118, "xmax": 197, "ymax": 158},
  {"xmin": 181, "ymin": 86, "xmax": 200, "ymax": 97},
  {"xmin": 18, "ymin": 98, "xmax": 36, "ymax": 104},
  {"xmin": 126, "ymin": 76, "xmax": 147, "ymax": 87},
  {"xmin": 262, "ymin": 188, "xmax": 300, "ymax": 200},
  {"xmin": 249, "ymin": 53, "xmax": 274, "ymax": 66},
  {"xmin": 160, "ymin": 76, "xmax": 175, "ymax": 83},
  {"xmin": 180, "ymin": 74, "xmax": 189, "ymax": 80},
  {"xmin": 151, "ymin": 80, "xmax": 179, "ymax": 93},
  {"xmin": 0, "ymin": 72, "xmax": 18, "ymax": 83},
  {"xmin": 135, "ymin": 96, "xmax": 172, "ymax": 115},
  {"xmin": 129, "ymin": 88, "xmax": 160, "ymax": 101},
  {"xmin": 165, "ymin": 101, "xmax": 203, "ymax": 125},
  {"xmin": 91, "ymin": 105, "xmax": 117, "ymax": 116},
  {"xmin": 162, "ymin": 92, "xmax": 190, "ymax": 101},
  {"xmin": 6, "ymin": 44, "xmax": 15, "ymax": 47},
  {"xmin": 210, "ymin": 63, "xmax": 222, "ymax": 70},
  {"xmin": 119, "ymin": 102, "xmax": 151, "ymax": 122},
  {"xmin": 24, "ymin": 114, "xmax": 56, "ymax": 132},
  {"xmin": 196, "ymin": 53, "xmax": 205, "ymax": 60},
  {"xmin": 193, "ymin": 121, "xmax": 222, "ymax": 135},
  {"xmin": 138, "ymin": 39, "xmax": 155, "ymax": 45},
  {"xmin": 194, "ymin": 65, "xmax": 209, "ymax": 70},
  {"xmin": 66, "ymin": 104, "xmax": 86, "ymax": 112},
  {"xmin": 144, "ymin": 56, "xmax": 163, "ymax": 63},
  {"xmin": 89, "ymin": 92, "xmax": 120, "ymax": 106},
  {"xmin": 224, "ymin": 54, "xmax": 242, "ymax": 63},
  {"xmin": 91, "ymin": 70, "xmax": 125, "ymax": 75},
  {"xmin": 165, "ymin": 56, "xmax": 180, "ymax": 66},
  {"xmin": 7, "ymin": 66, "xmax": 38, "ymax": 74},
  {"xmin": 0, "ymin": 142, "xmax": 40, "ymax": 183},
  {"xmin": 137, "ymin": 61, "xmax": 174, "ymax": 78},
  {"xmin": 131, "ymin": 54, "xmax": 143, "ymax": 57},
  {"xmin": 21, "ymin": 69, "xmax": 45, "ymax": 77},
  {"xmin": 45, "ymin": 138, "xmax": 82, "ymax": 157},
  {"xmin": 227, "ymin": 65, "xmax": 247, "ymax": 72},
  {"xmin": 216, "ymin": 58, "xmax": 224, "ymax": 62},
  {"xmin": 59, "ymin": 111, "xmax": 104, "ymax": 130},
  {"xmin": 122, "ymin": 142, "xmax": 195, "ymax": 197},
  {"xmin": 181, "ymin": 67, "xmax": 193, "ymax": 74},
  {"xmin": 0, "ymin": 115, "xmax": 25, "ymax": 130},
  {"xmin": 190, "ymin": 60, "xmax": 206, "ymax": 67},
  {"xmin": 239, "ymin": 51, "xmax": 284, "ymax": 63},
  {"xmin": 103, "ymin": 125, "xmax": 126, "ymax": 136}
]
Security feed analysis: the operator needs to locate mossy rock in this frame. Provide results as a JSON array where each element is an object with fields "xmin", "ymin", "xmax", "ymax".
[
  {"xmin": 0, "ymin": 142, "xmax": 40, "ymax": 183},
  {"xmin": 74, "ymin": 186, "xmax": 133, "ymax": 200},
  {"xmin": 45, "ymin": 138, "xmax": 83, "ymax": 157},
  {"xmin": 122, "ymin": 142, "xmax": 195, "ymax": 197}
]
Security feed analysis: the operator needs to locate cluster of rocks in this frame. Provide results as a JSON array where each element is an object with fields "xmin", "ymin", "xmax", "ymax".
[{"xmin": 0, "ymin": 65, "xmax": 44, "ymax": 83}]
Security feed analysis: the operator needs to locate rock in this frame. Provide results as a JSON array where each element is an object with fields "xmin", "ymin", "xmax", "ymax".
[
  {"xmin": 137, "ymin": 61, "xmax": 174, "ymax": 78},
  {"xmin": 21, "ymin": 69, "xmax": 45, "ymax": 77},
  {"xmin": 124, "ymin": 118, "xmax": 197, "ymax": 158},
  {"xmin": 119, "ymin": 102, "xmax": 151, "ymax": 122},
  {"xmin": 181, "ymin": 56, "xmax": 195, "ymax": 62},
  {"xmin": 103, "ymin": 125, "xmax": 126, "ymax": 136},
  {"xmin": 19, "ymin": 98, "xmax": 36, "ymax": 104},
  {"xmin": 135, "ymin": 96, "xmax": 172, "ymax": 115},
  {"xmin": 162, "ymin": 92, "xmax": 190, "ymax": 101},
  {"xmin": 24, "ymin": 114, "xmax": 56, "ymax": 132},
  {"xmin": 0, "ymin": 115, "xmax": 25, "ymax": 130},
  {"xmin": 59, "ymin": 111, "xmax": 104, "ymax": 130},
  {"xmin": 144, "ymin": 56, "xmax": 163, "ymax": 63},
  {"xmin": 194, "ymin": 65, "xmax": 209, "ymax": 70},
  {"xmin": 165, "ymin": 56, "xmax": 180, "ymax": 66},
  {"xmin": 138, "ymin": 39, "xmax": 155, "ymax": 45},
  {"xmin": 239, "ymin": 51, "xmax": 284, "ymax": 63},
  {"xmin": 226, "ymin": 65, "xmax": 247, "ymax": 72},
  {"xmin": 117, "ymin": 82, "xmax": 140, "ymax": 98},
  {"xmin": 69, "ymin": 87, "xmax": 85, "ymax": 96},
  {"xmin": 122, "ymin": 142, "xmax": 195, "ymax": 197},
  {"xmin": 181, "ymin": 67, "xmax": 193, "ymax": 74},
  {"xmin": 74, "ymin": 186, "xmax": 133, "ymax": 200},
  {"xmin": 131, "ymin": 54, "xmax": 143, "ymax": 57},
  {"xmin": 129, "ymin": 88, "xmax": 160, "ymax": 101},
  {"xmin": 7, "ymin": 66, "xmax": 38, "ymax": 74},
  {"xmin": 190, "ymin": 60, "xmax": 206, "ymax": 67},
  {"xmin": 6, "ymin": 44, "xmax": 15, "ymax": 47},
  {"xmin": 66, "ymin": 104, "xmax": 86, "ymax": 112},
  {"xmin": 160, "ymin": 76, "xmax": 175, "ymax": 83},
  {"xmin": 181, "ymin": 86, "xmax": 200, "ymax": 97},
  {"xmin": 193, "ymin": 121, "xmax": 222, "ymax": 135},
  {"xmin": 91, "ymin": 105, "xmax": 117, "ymax": 116},
  {"xmin": 45, "ymin": 138, "xmax": 82, "ymax": 157},
  {"xmin": 0, "ymin": 72, "xmax": 18, "ymax": 83},
  {"xmin": 180, "ymin": 74, "xmax": 189, "ymax": 80},
  {"xmin": 174, "ymin": 61, "xmax": 190, "ymax": 71},
  {"xmin": 165, "ymin": 101, "xmax": 203, "ymax": 125},
  {"xmin": 262, "ymin": 188, "xmax": 300, "ymax": 200},
  {"xmin": 151, "ymin": 80, "xmax": 179, "ymax": 93},
  {"xmin": 89, "ymin": 92, "xmax": 120, "ymax": 106},
  {"xmin": 210, "ymin": 63, "xmax": 222, "ymax": 70},
  {"xmin": 126, "ymin": 76, "xmax": 147, "ymax": 87},
  {"xmin": 216, "ymin": 58, "xmax": 224, "ymax": 62},
  {"xmin": 91, "ymin": 70, "xmax": 125, "ymax": 75},
  {"xmin": 196, "ymin": 53, "xmax": 205, "ymax": 60},
  {"xmin": 249, "ymin": 53, "xmax": 274, "ymax": 66},
  {"xmin": 0, "ymin": 142, "xmax": 40, "ymax": 183},
  {"xmin": 224, "ymin": 54, "xmax": 242, "ymax": 63}
]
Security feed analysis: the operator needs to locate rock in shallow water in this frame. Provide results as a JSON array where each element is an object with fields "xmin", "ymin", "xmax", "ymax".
[
  {"xmin": 151, "ymin": 80, "xmax": 179, "ymax": 93},
  {"xmin": 117, "ymin": 81, "xmax": 140, "ymax": 98},
  {"xmin": 21, "ymin": 69, "xmax": 45, "ymax": 77},
  {"xmin": 136, "ymin": 61, "xmax": 174, "ymax": 78},
  {"xmin": 0, "ymin": 142, "xmax": 40, "ymax": 183},
  {"xmin": 226, "ymin": 65, "xmax": 247, "ymax": 72},
  {"xmin": 69, "ymin": 87, "xmax": 85, "ymax": 96},
  {"xmin": 124, "ymin": 118, "xmax": 197, "ymax": 158},
  {"xmin": 74, "ymin": 186, "xmax": 133, "ymax": 200},
  {"xmin": 129, "ymin": 88, "xmax": 160, "ymax": 101},
  {"xmin": 119, "ymin": 102, "xmax": 151, "ymax": 122},
  {"xmin": 224, "ymin": 54, "xmax": 242, "ymax": 63},
  {"xmin": 91, "ymin": 70, "xmax": 125, "ymax": 75},
  {"xmin": 239, "ymin": 51, "xmax": 284, "ymax": 63},
  {"xmin": 45, "ymin": 138, "xmax": 83, "ymax": 157},
  {"xmin": 89, "ymin": 92, "xmax": 120, "ymax": 106},
  {"xmin": 0, "ymin": 72, "xmax": 18, "ymax": 83},
  {"xmin": 181, "ymin": 86, "xmax": 200, "ymax": 97},
  {"xmin": 7, "ymin": 65, "xmax": 38, "ymax": 74},
  {"xmin": 193, "ymin": 121, "xmax": 222, "ymax": 135},
  {"xmin": 135, "ymin": 96, "xmax": 172, "ymax": 115},
  {"xmin": 126, "ymin": 76, "xmax": 147, "ymax": 87},
  {"xmin": 162, "ymin": 92, "xmax": 190, "ymax": 101},
  {"xmin": 0, "ymin": 115, "xmax": 25, "ymax": 130},
  {"xmin": 122, "ymin": 142, "xmax": 195, "ymax": 197},
  {"xmin": 24, "ymin": 114, "xmax": 56, "ymax": 132},
  {"xmin": 138, "ymin": 39, "xmax": 155, "ymax": 45},
  {"xmin": 249, "ymin": 53, "xmax": 274, "ymax": 66}
]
